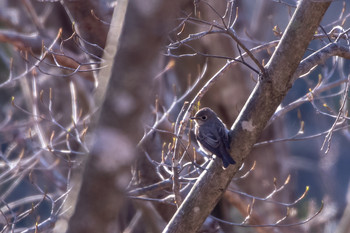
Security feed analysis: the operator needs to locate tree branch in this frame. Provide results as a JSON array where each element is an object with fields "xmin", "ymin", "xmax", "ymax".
[
  {"xmin": 293, "ymin": 43, "xmax": 350, "ymax": 82},
  {"xmin": 163, "ymin": 1, "xmax": 331, "ymax": 232}
]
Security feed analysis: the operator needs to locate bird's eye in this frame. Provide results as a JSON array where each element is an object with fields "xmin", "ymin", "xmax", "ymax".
[{"xmin": 201, "ymin": 115, "xmax": 207, "ymax": 120}]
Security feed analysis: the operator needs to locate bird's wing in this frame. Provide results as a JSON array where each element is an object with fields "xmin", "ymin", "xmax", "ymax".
[
  {"xmin": 197, "ymin": 130, "xmax": 220, "ymax": 149},
  {"xmin": 217, "ymin": 125, "xmax": 230, "ymax": 149}
]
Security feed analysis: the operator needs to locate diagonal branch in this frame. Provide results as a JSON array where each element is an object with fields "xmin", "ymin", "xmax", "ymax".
[{"xmin": 163, "ymin": 1, "xmax": 331, "ymax": 232}]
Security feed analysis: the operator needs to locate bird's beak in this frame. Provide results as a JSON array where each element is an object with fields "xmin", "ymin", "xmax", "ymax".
[{"xmin": 190, "ymin": 116, "xmax": 197, "ymax": 120}]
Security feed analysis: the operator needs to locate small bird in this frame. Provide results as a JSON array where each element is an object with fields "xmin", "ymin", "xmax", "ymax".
[{"xmin": 191, "ymin": 107, "xmax": 236, "ymax": 168}]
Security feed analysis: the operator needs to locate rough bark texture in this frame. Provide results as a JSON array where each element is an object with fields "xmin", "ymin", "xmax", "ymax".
[{"xmin": 163, "ymin": 1, "xmax": 331, "ymax": 232}]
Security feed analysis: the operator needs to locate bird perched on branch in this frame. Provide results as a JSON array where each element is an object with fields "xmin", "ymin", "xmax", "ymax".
[{"xmin": 191, "ymin": 107, "xmax": 236, "ymax": 168}]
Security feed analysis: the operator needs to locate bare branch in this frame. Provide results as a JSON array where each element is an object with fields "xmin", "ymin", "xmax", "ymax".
[{"xmin": 164, "ymin": 1, "xmax": 331, "ymax": 232}]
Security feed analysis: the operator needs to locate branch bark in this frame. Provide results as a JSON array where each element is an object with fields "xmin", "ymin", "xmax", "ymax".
[
  {"xmin": 293, "ymin": 43, "xmax": 350, "ymax": 81},
  {"xmin": 163, "ymin": 1, "xmax": 331, "ymax": 232}
]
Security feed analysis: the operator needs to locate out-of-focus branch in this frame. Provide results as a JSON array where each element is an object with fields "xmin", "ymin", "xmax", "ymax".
[
  {"xmin": 222, "ymin": 191, "xmax": 269, "ymax": 233},
  {"xmin": 60, "ymin": 0, "xmax": 113, "ymax": 57},
  {"xmin": 163, "ymin": 1, "xmax": 331, "ymax": 232},
  {"xmin": 21, "ymin": 0, "xmax": 46, "ymax": 36},
  {"xmin": 0, "ymin": 30, "xmax": 43, "ymax": 51},
  {"xmin": 65, "ymin": 2, "xmax": 129, "ymax": 232},
  {"xmin": 0, "ymin": 29, "xmax": 97, "ymax": 81},
  {"xmin": 335, "ymin": 183, "xmax": 350, "ymax": 233},
  {"xmin": 66, "ymin": 0, "xmax": 189, "ymax": 232}
]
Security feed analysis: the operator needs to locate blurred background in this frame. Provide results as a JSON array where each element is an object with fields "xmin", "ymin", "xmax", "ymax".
[{"xmin": 0, "ymin": 0, "xmax": 349, "ymax": 232}]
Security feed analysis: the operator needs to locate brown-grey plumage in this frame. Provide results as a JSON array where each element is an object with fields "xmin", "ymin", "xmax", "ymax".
[{"xmin": 191, "ymin": 107, "xmax": 236, "ymax": 168}]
